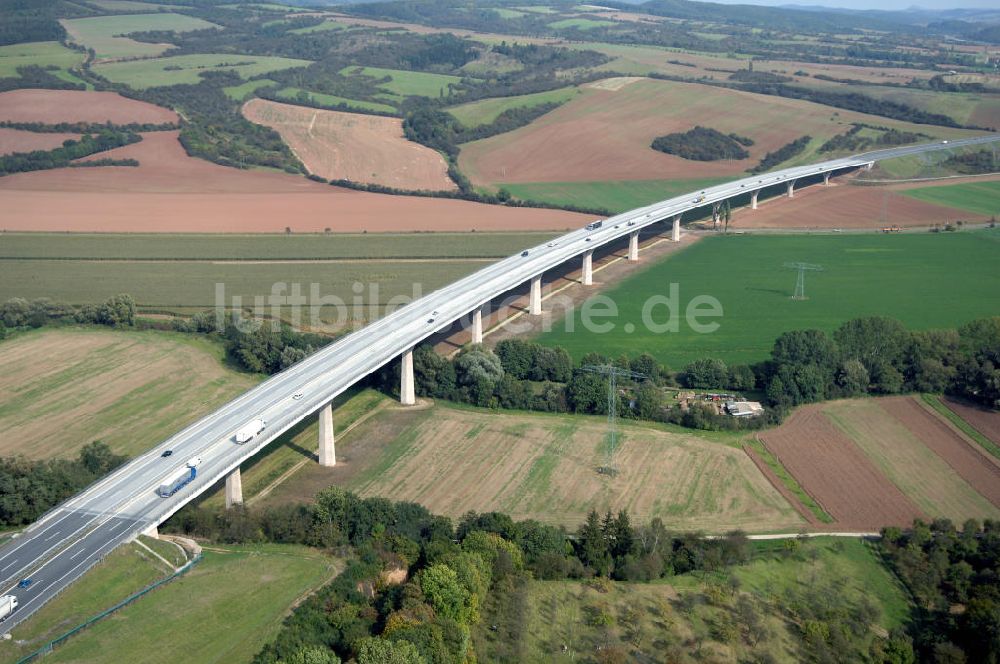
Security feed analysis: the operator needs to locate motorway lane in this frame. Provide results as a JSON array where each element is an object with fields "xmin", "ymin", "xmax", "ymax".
[{"xmin": 0, "ymin": 135, "xmax": 997, "ymax": 632}]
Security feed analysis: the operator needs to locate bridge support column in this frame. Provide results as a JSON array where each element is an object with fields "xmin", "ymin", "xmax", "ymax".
[
  {"xmin": 318, "ymin": 402, "xmax": 335, "ymax": 467},
  {"xmin": 751, "ymin": 190, "xmax": 759, "ymax": 210},
  {"xmin": 672, "ymin": 216, "xmax": 681, "ymax": 242},
  {"xmin": 823, "ymin": 171, "xmax": 831, "ymax": 185},
  {"xmin": 787, "ymin": 180, "xmax": 796, "ymax": 198},
  {"xmin": 712, "ymin": 203, "xmax": 720, "ymax": 229},
  {"xmin": 582, "ymin": 250, "xmax": 594, "ymax": 286},
  {"xmin": 225, "ymin": 467, "xmax": 243, "ymax": 509},
  {"xmin": 471, "ymin": 307, "xmax": 483, "ymax": 345},
  {"xmin": 864, "ymin": 162, "xmax": 874, "ymax": 171},
  {"xmin": 401, "ymin": 347, "xmax": 415, "ymax": 406},
  {"xmin": 628, "ymin": 230, "xmax": 639, "ymax": 261},
  {"xmin": 529, "ymin": 276, "xmax": 542, "ymax": 315}
]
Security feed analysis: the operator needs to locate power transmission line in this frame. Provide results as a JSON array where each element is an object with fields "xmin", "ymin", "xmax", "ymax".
[
  {"xmin": 578, "ymin": 364, "xmax": 648, "ymax": 476},
  {"xmin": 783, "ymin": 262, "xmax": 824, "ymax": 300}
]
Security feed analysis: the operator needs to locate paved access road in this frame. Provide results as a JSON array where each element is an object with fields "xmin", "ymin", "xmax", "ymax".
[{"xmin": 1, "ymin": 135, "xmax": 997, "ymax": 633}]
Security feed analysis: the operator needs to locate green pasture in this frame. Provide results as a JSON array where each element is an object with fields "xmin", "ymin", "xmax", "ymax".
[
  {"xmin": 537, "ymin": 231, "xmax": 1000, "ymax": 367},
  {"xmin": 61, "ymin": 13, "xmax": 219, "ymax": 60},
  {"xmin": 500, "ymin": 177, "xmax": 731, "ymax": 213},
  {"xmin": 447, "ymin": 85, "xmax": 580, "ymax": 127},
  {"xmin": 94, "ymin": 53, "xmax": 310, "ymax": 89},
  {"xmin": 339, "ymin": 65, "xmax": 463, "ymax": 98},
  {"xmin": 901, "ymin": 180, "xmax": 1000, "ymax": 217},
  {"xmin": 274, "ymin": 87, "xmax": 397, "ymax": 113},
  {"xmin": 0, "ymin": 41, "xmax": 85, "ymax": 78}
]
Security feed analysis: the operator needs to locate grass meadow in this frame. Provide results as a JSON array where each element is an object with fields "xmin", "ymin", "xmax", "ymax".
[
  {"xmin": 447, "ymin": 85, "xmax": 580, "ymax": 126},
  {"xmin": 0, "ymin": 41, "xmax": 85, "ymax": 78},
  {"xmin": 537, "ymin": 230, "xmax": 1000, "ymax": 367},
  {"xmin": 339, "ymin": 66, "xmax": 463, "ymax": 98},
  {"xmin": 61, "ymin": 13, "xmax": 219, "ymax": 60},
  {"xmin": 901, "ymin": 180, "xmax": 1000, "ymax": 217},
  {"xmin": 500, "ymin": 177, "xmax": 730, "ymax": 213},
  {"xmin": 93, "ymin": 53, "xmax": 311, "ymax": 89},
  {"xmin": 4, "ymin": 544, "xmax": 338, "ymax": 664}
]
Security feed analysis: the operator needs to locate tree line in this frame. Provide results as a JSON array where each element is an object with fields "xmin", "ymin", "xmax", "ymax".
[
  {"xmin": 749, "ymin": 135, "xmax": 811, "ymax": 174},
  {"xmin": 0, "ymin": 442, "xmax": 126, "ymax": 526},
  {"xmin": 0, "ymin": 128, "xmax": 140, "ymax": 176},
  {"xmin": 818, "ymin": 123, "xmax": 928, "ymax": 154},
  {"xmin": 0, "ymin": 294, "xmax": 135, "ymax": 336}
]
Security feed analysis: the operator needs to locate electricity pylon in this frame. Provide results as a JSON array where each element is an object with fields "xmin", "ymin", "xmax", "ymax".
[
  {"xmin": 783, "ymin": 262, "xmax": 824, "ymax": 300},
  {"xmin": 579, "ymin": 364, "xmax": 648, "ymax": 476}
]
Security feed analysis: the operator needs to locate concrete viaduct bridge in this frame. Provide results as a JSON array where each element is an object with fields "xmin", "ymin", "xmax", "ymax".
[{"xmin": 1, "ymin": 136, "xmax": 997, "ymax": 632}]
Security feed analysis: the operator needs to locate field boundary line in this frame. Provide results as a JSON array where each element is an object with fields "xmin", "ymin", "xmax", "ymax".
[
  {"xmin": 919, "ymin": 394, "xmax": 1000, "ymax": 463},
  {"xmin": 852, "ymin": 171, "xmax": 1000, "ymax": 185}
]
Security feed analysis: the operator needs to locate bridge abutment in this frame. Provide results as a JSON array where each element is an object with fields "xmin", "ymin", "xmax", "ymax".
[{"xmin": 318, "ymin": 402, "xmax": 336, "ymax": 466}]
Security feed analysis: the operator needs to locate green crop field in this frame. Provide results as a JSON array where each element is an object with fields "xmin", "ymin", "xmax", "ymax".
[
  {"xmin": 93, "ymin": 53, "xmax": 311, "ymax": 89},
  {"xmin": 223, "ymin": 78, "xmax": 275, "ymax": 100},
  {"xmin": 290, "ymin": 19, "xmax": 348, "ymax": 34},
  {"xmin": 448, "ymin": 86, "xmax": 580, "ymax": 127},
  {"xmin": 537, "ymin": 231, "xmax": 1000, "ymax": 367},
  {"xmin": 481, "ymin": 537, "xmax": 908, "ymax": 663},
  {"xmin": 0, "ymin": 231, "xmax": 555, "ymax": 260},
  {"xmin": 10, "ymin": 545, "xmax": 339, "ymax": 664},
  {"xmin": 0, "ymin": 41, "xmax": 85, "ymax": 78},
  {"xmin": 901, "ymin": 180, "xmax": 1000, "ymax": 216},
  {"xmin": 274, "ymin": 87, "xmax": 397, "ymax": 113},
  {"xmin": 501, "ymin": 177, "xmax": 731, "ymax": 213},
  {"xmin": 0, "ymin": 544, "xmax": 167, "ymax": 663},
  {"xmin": 339, "ymin": 65, "xmax": 463, "ymax": 98},
  {"xmin": 547, "ymin": 18, "xmax": 615, "ymax": 30},
  {"xmin": 493, "ymin": 8, "xmax": 527, "ymax": 18},
  {"xmin": 88, "ymin": 0, "xmax": 174, "ymax": 10},
  {"xmin": 61, "ymin": 13, "xmax": 220, "ymax": 60}
]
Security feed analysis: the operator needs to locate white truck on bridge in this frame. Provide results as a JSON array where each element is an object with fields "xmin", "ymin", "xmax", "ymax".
[
  {"xmin": 234, "ymin": 419, "xmax": 266, "ymax": 444},
  {"xmin": 0, "ymin": 595, "xmax": 17, "ymax": 622}
]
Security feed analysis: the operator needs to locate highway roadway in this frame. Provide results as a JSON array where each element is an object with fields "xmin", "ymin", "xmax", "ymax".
[{"xmin": 1, "ymin": 135, "xmax": 997, "ymax": 633}]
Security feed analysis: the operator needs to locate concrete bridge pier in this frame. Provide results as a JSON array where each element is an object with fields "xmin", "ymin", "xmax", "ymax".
[
  {"xmin": 318, "ymin": 402, "xmax": 335, "ymax": 466},
  {"xmin": 787, "ymin": 180, "xmax": 796, "ymax": 198},
  {"xmin": 863, "ymin": 162, "xmax": 874, "ymax": 171},
  {"xmin": 471, "ymin": 307, "xmax": 484, "ymax": 345},
  {"xmin": 529, "ymin": 276, "xmax": 542, "ymax": 315},
  {"xmin": 672, "ymin": 216, "xmax": 681, "ymax": 242},
  {"xmin": 751, "ymin": 190, "xmax": 759, "ymax": 210},
  {"xmin": 225, "ymin": 467, "xmax": 243, "ymax": 508},
  {"xmin": 823, "ymin": 171, "xmax": 831, "ymax": 185},
  {"xmin": 401, "ymin": 347, "xmax": 415, "ymax": 406},
  {"xmin": 628, "ymin": 230, "xmax": 639, "ymax": 261},
  {"xmin": 711, "ymin": 203, "xmax": 720, "ymax": 229},
  {"xmin": 582, "ymin": 250, "xmax": 594, "ymax": 285}
]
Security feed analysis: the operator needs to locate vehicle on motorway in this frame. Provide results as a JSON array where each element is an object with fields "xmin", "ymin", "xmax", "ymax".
[
  {"xmin": 427, "ymin": 318, "xmax": 435, "ymax": 324},
  {"xmin": 187, "ymin": 456, "xmax": 202, "ymax": 468},
  {"xmin": 627, "ymin": 221, "xmax": 635, "ymax": 226},
  {"xmin": 693, "ymin": 196, "xmax": 705, "ymax": 203},
  {"xmin": 942, "ymin": 140, "xmax": 949, "ymax": 144},
  {"xmin": 547, "ymin": 242, "xmax": 556, "ymax": 247},
  {"xmin": 161, "ymin": 450, "xmax": 173, "ymax": 458},
  {"xmin": 292, "ymin": 392, "xmax": 303, "ymax": 400},
  {"xmin": 585, "ymin": 220, "xmax": 603, "ymax": 231},
  {"xmin": 157, "ymin": 464, "xmax": 197, "ymax": 498},
  {"xmin": 234, "ymin": 419, "xmax": 266, "ymax": 444},
  {"xmin": 0, "ymin": 595, "xmax": 17, "ymax": 622},
  {"xmin": 521, "ymin": 250, "xmax": 529, "ymax": 257},
  {"xmin": 17, "ymin": 579, "xmax": 31, "ymax": 589},
  {"xmin": 585, "ymin": 237, "xmax": 592, "ymax": 242}
]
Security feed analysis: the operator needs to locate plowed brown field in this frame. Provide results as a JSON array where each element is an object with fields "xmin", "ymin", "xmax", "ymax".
[
  {"xmin": 0, "ymin": 131, "xmax": 587, "ymax": 232},
  {"xmin": 730, "ymin": 180, "xmax": 987, "ymax": 230},
  {"xmin": 0, "ymin": 89, "xmax": 178, "ymax": 124},
  {"xmin": 880, "ymin": 397, "xmax": 1000, "ymax": 508},
  {"xmin": 242, "ymin": 99, "xmax": 455, "ymax": 191},
  {"xmin": 760, "ymin": 405, "xmax": 924, "ymax": 529},
  {"xmin": 0, "ymin": 127, "xmax": 78, "ymax": 155},
  {"xmin": 945, "ymin": 398, "xmax": 1000, "ymax": 446},
  {"xmin": 458, "ymin": 77, "xmax": 972, "ymax": 187}
]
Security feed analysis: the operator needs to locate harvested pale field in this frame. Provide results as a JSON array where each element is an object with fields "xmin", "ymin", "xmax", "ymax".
[
  {"xmin": 242, "ymin": 99, "xmax": 454, "ymax": 191},
  {"xmin": 823, "ymin": 398, "xmax": 1000, "ymax": 523},
  {"xmin": 760, "ymin": 405, "xmax": 923, "ymax": 530},
  {"xmin": 0, "ymin": 328, "xmax": 258, "ymax": 459},
  {"xmin": 729, "ymin": 180, "xmax": 986, "ymax": 230},
  {"xmin": 341, "ymin": 405, "xmax": 804, "ymax": 532},
  {"xmin": 458, "ymin": 77, "xmax": 972, "ymax": 187},
  {"xmin": 944, "ymin": 398, "xmax": 1000, "ymax": 446},
  {"xmin": 0, "ymin": 131, "xmax": 588, "ymax": 232},
  {"xmin": 0, "ymin": 89, "xmax": 178, "ymax": 124},
  {"xmin": 0, "ymin": 128, "xmax": 78, "ymax": 155}
]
